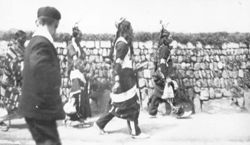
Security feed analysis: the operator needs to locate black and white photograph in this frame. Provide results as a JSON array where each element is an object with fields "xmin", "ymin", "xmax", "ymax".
[{"xmin": 0, "ymin": 0, "xmax": 250, "ymax": 145}]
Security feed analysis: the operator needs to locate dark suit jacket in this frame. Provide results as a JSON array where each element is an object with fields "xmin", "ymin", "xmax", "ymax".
[{"xmin": 18, "ymin": 36, "xmax": 65, "ymax": 120}]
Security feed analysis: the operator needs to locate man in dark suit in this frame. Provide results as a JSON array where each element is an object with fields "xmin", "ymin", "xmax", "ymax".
[{"xmin": 18, "ymin": 6, "xmax": 65, "ymax": 145}]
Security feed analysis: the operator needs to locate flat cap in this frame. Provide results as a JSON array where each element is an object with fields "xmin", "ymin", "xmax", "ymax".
[{"xmin": 37, "ymin": 6, "xmax": 61, "ymax": 20}]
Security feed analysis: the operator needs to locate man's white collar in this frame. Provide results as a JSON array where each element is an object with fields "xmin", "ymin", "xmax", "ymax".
[{"xmin": 33, "ymin": 26, "xmax": 54, "ymax": 44}]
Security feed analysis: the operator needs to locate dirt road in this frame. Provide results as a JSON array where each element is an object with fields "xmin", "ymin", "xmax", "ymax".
[{"xmin": 0, "ymin": 112, "xmax": 250, "ymax": 145}]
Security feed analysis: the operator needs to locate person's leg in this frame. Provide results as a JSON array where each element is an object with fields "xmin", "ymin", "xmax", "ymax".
[
  {"xmin": 129, "ymin": 112, "xmax": 149, "ymax": 139},
  {"xmin": 148, "ymin": 95, "xmax": 162, "ymax": 116},
  {"xmin": 127, "ymin": 119, "xmax": 141, "ymax": 136},
  {"xmin": 166, "ymin": 98, "xmax": 179, "ymax": 113},
  {"xmin": 96, "ymin": 112, "xmax": 114, "ymax": 129},
  {"xmin": 25, "ymin": 117, "xmax": 61, "ymax": 145},
  {"xmin": 0, "ymin": 121, "xmax": 9, "ymax": 131}
]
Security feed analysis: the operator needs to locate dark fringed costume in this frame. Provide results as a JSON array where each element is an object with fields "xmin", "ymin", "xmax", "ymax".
[
  {"xmin": 96, "ymin": 19, "xmax": 143, "ymax": 136},
  {"xmin": 148, "ymin": 27, "xmax": 174, "ymax": 116}
]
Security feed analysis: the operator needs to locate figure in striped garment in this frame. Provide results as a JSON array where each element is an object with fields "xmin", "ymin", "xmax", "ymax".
[
  {"xmin": 95, "ymin": 18, "xmax": 149, "ymax": 139},
  {"xmin": 0, "ymin": 30, "xmax": 26, "ymax": 131}
]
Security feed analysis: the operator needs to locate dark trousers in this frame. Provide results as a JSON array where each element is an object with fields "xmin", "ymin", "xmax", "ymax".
[
  {"xmin": 96, "ymin": 111, "xmax": 141, "ymax": 136},
  {"xmin": 148, "ymin": 95, "xmax": 173, "ymax": 116},
  {"xmin": 25, "ymin": 117, "xmax": 61, "ymax": 145}
]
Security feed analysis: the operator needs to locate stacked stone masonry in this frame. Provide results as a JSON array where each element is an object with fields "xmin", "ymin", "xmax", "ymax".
[{"xmin": 56, "ymin": 41, "xmax": 250, "ymax": 111}]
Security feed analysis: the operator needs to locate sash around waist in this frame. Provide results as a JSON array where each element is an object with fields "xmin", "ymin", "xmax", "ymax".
[{"xmin": 110, "ymin": 85, "xmax": 137, "ymax": 103}]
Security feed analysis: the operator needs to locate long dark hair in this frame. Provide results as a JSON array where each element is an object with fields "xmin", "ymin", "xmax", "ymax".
[
  {"xmin": 116, "ymin": 20, "xmax": 134, "ymax": 56},
  {"xmin": 109, "ymin": 20, "xmax": 134, "ymax": 59}
]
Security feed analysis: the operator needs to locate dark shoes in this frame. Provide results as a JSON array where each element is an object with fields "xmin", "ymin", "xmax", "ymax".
[
  {"xmin": 93, "ymin": 122, "xmax": 108, "ymax": 135},
  {"xmin": 131, "ymin": 133, "xmax": 150, "ymax": 139},
  {"xmin": 0, "ymin": 121, "xmax": 9, "ymax": 131}
]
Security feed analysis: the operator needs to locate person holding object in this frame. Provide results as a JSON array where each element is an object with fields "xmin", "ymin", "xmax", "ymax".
[
  {"xmin": 147, "ymin": 23, "xmax": 174, "ymax": 116},
  {"xmin": 18, "ymin": 6, "xmax": 65, "ymax": 145}
]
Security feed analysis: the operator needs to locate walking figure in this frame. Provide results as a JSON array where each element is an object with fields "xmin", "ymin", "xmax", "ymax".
[{"xmin": 95, "ymin": 18, "xmax": 149, "ymax": 139}]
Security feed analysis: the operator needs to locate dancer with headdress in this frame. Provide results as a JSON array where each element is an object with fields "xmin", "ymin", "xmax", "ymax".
[
  {"xmin": 95, "ymin": 18, "xmax": 149, "ymax": 139},
  {"xmin": 64, "ymin": 24, "xmax": 91, "ymax": 126},
  {"xmin": 147, "ymin": 21, "xmax": 178, "ymax": 116}
]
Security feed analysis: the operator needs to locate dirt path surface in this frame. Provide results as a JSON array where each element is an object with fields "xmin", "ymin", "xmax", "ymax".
[{"xmin": 0, "ymin": 112, "xmax": 250, "ymax": 145}]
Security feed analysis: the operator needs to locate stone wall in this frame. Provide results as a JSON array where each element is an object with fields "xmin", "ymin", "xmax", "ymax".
[
  {"xmin": 56, "ymin": 41, "xmax": 250, "ymax": 113},
  {"xmin": 1, "ymin": 40, "xmax": 249, "ymax": 113}
]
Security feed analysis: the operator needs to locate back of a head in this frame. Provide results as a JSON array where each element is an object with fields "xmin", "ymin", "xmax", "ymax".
[
  {"xmin": 117, "ymin": 19, "xmax": 133, "ymax": 42},
  {"xmin": 15, "ymin": 30, "xmax": 27, "ymax": 45},
  {"xmin": 37, "ymin": 6, "xmax": 61, "ymax": 26}
]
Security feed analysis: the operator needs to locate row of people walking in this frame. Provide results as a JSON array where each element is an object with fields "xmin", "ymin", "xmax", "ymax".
[{"xmin": 0, "ymin": 5, "xmax": 192, "ymax": 145}]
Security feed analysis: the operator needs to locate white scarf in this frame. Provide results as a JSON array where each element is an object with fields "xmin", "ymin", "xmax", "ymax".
[{"xmin": 33, "ymin": 26, "xmax": 54, "ymax": 45}]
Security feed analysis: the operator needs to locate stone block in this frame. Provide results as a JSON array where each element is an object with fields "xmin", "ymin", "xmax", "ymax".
[
  {"xmin": 85, "ymin": 41, "xmax": 95, "ymax": 48},
  {"xmin": 209, "ymin": 63, "xmax": 214, "ymax": 70},
  {"xmin": 241, "ymin": 61, "xmax": 246, "ymax": 69},
  {"xmin": 194, "ymin": 71, "xmax": 200, "ymax": 79},
  {"xmin": 204, "ymin": 55, "xmax": 210, "ymax": 62},
  {"xmin": 207, "ymin": 79, "xmax": 213, "ymax": 87},
  {"xmin": 144, "ymin": 41, "xmax": 153, "ymax": 49},
  {"xmin": 145, "ymin": 54, "xmax": 151, "ymax": 60},
  {"xmin": 133, "ymin": 42, "xmax": 139, "ymax": 49},
  {"xmin": 239, "ymin": 69, "xmax": 244, "ymax": 78},
  {"xmin": 194, "ymin": 86, "xmax": 201, "ymax": 93},
  {"xmin": 205, "ymin": 70, "xmax": 211, "ymax": 79},
  {"xmin": 215, "ymin": 89, "xmax": 223, "ymax": 98},
  {"xmin": 194, "ymin": 63, "xmax": 200, "ymax": 70},
  {"xmin": 202, "ymin": 79, "xmax": 209, "ymax": 88},
  {"xmin": 100, "ymin": 41, "xmax": 111, "ymax": 48},
  {"xmin": 198, "ymin": 70, "xmax": 203, "ymax": 79},
  {"xmin": 183, "ymin": 78, "xmax": 190, "ymax": 87},
  {"xmin": 178, "ymin": 56, "xmax": 183, "ymax": 63},
  {"xmin": 222, "ymin": 89, "xmax": 232, "ymax": 97},
  {"xmin": 141, "ymin": 55, "xmax": 146, "ymax": 62},
  {"xmin": 197, "ymin": 57, "xmax": 202, "ymax": 63},
  {"xmin": 195, "ymin": 79, "xmax": 202, "ymax": 88},
  {"xmin": 200, "ymin": 63, "xmax": 206, "ymax": 70},
  {"xmin": 202, "ymin": 70, "xmax": 207, "ymax": 79},
  {"xmin": 232, "ymin": 71, "xmax": 238, "ymax": 79},
  {"xmin": 222, "ymin": 70, "xmax": 229, "ymax": 78},
  {"xmin": 186, "ymin": 70, "xmax": 194, "ymax": 78},
  {"xmin": 172, "ymin": 56, "xmax": 178, "ymax": 63},
  {"xmin": 191, "ymin": 56, "xmax": 197, "ymax": 62},
  {"xmin": 218, "ymin": 61, "xmax": 224, "ymax": 70},
  {"xmin": 244, "ymin": 91, "xmax": 250, "ymax": 111},
  {"xmin": 215, "ymin": 55, "xmax": 220, "ymax": 62},
  {"xmin": 209, "ymin": 88, "xmax": 215, "ymax": 99},
  {"xmin": 138, "ymin": 42, "xmax": 145, "ymax": 49},
  {"xmin": 214, "ymin": 77, "xmax": 220, "ymax": 88}
]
